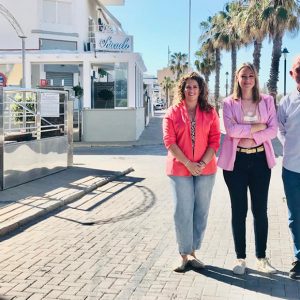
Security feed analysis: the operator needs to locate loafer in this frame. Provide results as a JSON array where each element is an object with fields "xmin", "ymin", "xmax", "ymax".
[
  {"xmin": 174, "ymin": 259, "xmax": 189, "ymax": 273},
  {"xmin": 190, "ymin": 258, "xmax": 205, "ymax": 269}
]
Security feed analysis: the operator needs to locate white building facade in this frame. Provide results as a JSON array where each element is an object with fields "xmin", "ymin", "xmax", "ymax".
[{"xmin": 0, "ymin": 0, "xmax": 147, "ymax": 142}]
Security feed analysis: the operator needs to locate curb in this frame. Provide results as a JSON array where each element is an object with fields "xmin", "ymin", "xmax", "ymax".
[{"xmin": 0, "ymin": 167, "xmax": 134, "ymax": 237}]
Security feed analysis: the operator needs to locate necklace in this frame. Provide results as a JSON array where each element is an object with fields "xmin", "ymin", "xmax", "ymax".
[{"xmin": 188, "ymin": 109, "xmax": 196, "ymax": 121}]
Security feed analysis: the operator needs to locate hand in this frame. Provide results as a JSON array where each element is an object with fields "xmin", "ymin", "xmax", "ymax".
[
  {"xmin": 251, "ymin": 123, "xmax": 267, "ymax": 133},
  {"xmin": 187, "ymin": 162, "xmax": 204, "ymax": 176}
]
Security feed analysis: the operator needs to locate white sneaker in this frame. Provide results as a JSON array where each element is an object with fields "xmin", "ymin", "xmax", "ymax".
[
  {"xmin": 233, "ymin": 259, "xmax": 246, "ymax": 275},
  {"xmin": 257, "ymin": 258, "xmax": 277, "ymax": 274}
]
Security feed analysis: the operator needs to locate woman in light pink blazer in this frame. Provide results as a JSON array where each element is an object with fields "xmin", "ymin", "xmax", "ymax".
[{"xmin": 218, "ymin": 62, "xmax": 278, "ymax": 275}]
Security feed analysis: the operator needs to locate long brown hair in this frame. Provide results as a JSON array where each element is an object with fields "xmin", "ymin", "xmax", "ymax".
[
  {"xmin": 232, "ymin": 62, "xmax": 260, "ymax": 102},
  {"xmin": 177, "ymin": 72, "xmax": 213, "ymax": 112}
]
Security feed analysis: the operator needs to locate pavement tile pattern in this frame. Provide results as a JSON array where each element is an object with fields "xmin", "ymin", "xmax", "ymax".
[{"xmin": 0, "ymin": 111, "xmax": 300, "ymax": 299}]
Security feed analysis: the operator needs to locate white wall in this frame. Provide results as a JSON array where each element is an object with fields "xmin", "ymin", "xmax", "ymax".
[
  {"xmin": 0, "ymin": 0, "xmax": 90, "ymax": 51},
  {"xmin": 82, "ymin": 108, "xmax": 145, "ymax": 142},
  {"xmin": 0, "ymin": 0, "xmax": 38, "ymax": 49},
  {"xmin": 135, "ymin": 107, "xmax": 145, "ymax": 139}
]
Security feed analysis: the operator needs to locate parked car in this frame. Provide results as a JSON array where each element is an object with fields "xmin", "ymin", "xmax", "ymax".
[{"xmin": 154, "ymin": 103, "xmax": 164, "ymax": 110}]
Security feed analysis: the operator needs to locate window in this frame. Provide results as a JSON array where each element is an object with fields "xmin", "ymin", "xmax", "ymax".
[
  {"xmin": 43, "ymin": 0, "xmax": 56, "ymax": 24},
  {"xmin": 135, "ymin": 65, "xmax": 143, "ymax": 108},
  {"xmin": 40, "ymin": 39, "xmax": 77, "ymax": 50},
  {"xmin": 92, "ymin": 63, "xmax": 128, "ymax": 109},
  {"xmin": 115, "ymin": 63, "xmax": 128, "ymax": 108},
  {"xmin": 42, "ymin": 0, "xmax": 72, "ymax": 25}
]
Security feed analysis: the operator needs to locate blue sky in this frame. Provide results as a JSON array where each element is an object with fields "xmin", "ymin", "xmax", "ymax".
[{"xmin": 108, "ymin": 0, "xmax": 300, "ymax": 96}]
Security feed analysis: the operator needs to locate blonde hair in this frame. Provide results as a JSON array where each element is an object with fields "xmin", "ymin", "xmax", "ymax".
[{"xmin": 232, "ymin": 62, "xmax": 260, "ymax": 102}]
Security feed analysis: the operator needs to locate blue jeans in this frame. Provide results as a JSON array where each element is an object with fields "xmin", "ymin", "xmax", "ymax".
[
  {"xmin": 282, "ymin": 167, "xmax": 300, "ymax": 260},
  {"xmin": 169, "ymin": 174, "xmax": 216, "ymax": 255}
]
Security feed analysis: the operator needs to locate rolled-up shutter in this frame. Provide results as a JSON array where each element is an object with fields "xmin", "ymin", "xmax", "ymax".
[{"xmin": 46, "ymin": 72, "xmax": 73, "ymax": 86}]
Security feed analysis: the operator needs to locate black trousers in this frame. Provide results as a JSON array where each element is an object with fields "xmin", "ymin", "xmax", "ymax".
[{"xmin": 223, "ymin": 151, "xmax": 271, "ymax": 259}]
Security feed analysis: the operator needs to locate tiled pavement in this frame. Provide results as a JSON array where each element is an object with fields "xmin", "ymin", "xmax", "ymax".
[{"xmin": 0, "ymin": 111, "xmax": 300, "ymax": 299}]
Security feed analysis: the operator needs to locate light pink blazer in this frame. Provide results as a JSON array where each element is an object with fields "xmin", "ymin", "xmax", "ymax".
[{"xmin": 218, "ymin": 94, "xmax": 278, "ymax": 171}]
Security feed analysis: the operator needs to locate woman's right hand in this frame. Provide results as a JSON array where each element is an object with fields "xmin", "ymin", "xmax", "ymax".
[
  {"xmin": 251, "ymin": 123, "xmax": 267, "ymax": 133},
  {"xmin": 187, "ymin": 161, "xmax": 204, "ymax": 176}
]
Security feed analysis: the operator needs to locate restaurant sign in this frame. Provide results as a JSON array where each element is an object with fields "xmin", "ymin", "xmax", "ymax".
[{"xmin": 95, "ymin": 33, "xmax": 133, "ymax": 52}]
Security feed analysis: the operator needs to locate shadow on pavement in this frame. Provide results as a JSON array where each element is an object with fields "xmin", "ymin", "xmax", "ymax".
[
  {"xmin": 1, "ymin": 174, "xmax": 157, "ymax": 241},
  {"xmin": 190, "ymin": 265, "xmax": 300, "ymax": 297},
  {"xmin": 0, "ymin": 166, "xmax": 124, "ymax": 204},
  {"xmin": 56, "ymin": 181, "xmax": 156, "ymax": 226}
]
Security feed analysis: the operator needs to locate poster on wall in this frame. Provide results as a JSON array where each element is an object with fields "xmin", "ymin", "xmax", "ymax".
[{"xmin": 41, "ymin": 93, "xmax": 60, "ymax": 117}]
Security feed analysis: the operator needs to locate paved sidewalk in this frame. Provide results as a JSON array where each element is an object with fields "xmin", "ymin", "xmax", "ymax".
[
  {"xmin": 1, "ymin": 111, "xmax": 299, "ymax": 300},
  {"xmin": 0, "ymin": 112, "xmax": 164, "ymax": 237}
]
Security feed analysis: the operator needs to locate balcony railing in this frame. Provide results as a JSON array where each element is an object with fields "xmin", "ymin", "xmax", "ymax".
[{"xmin": 88, "ymin": 22, "xmax": 123, "ymax": 50}]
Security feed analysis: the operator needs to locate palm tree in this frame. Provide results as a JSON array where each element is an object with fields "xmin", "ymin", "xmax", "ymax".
[
  {"xmin": 238, "ymin": 0, "xmax": 269, "ymax": 74},
  {"xmin": 169, "ymin": 52, "xmax": 189, "ymax": 81},
  {"xmin": 199, "ymin": 11, "xmax": 231, "ymax": 113},
  {"xmin": 198, "ymin": 36, "xmax": 221, "ymax": 113},
  {"xmin": 215, "ymin": 2, "xmax": 245, "ymax": 93},
  {"xmin": 261, "ymin": 0, "xmax": 300, "ymax": 98},
  {"xmin": 199, "ymin": 3, "xmax": 244, "ymax": 112},
  {"xmin": 161, "ymin": 76, "xmax": 174, "ymax": 108},
  {"xmin": 194, "ymin": 50, "xmax": 215, "ymax": 88}
]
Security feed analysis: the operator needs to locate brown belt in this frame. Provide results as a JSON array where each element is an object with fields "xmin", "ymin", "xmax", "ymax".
[{"xmin": 236, "ymin": 145, "xmax": 264, "ymax": 154}]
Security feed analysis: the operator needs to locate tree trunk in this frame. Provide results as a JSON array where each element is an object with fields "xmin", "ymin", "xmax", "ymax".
[
  {"xmin": 253, "ymin": 39, "xmax": 262, "ymax": 74},
  {"xmin": 166, "ymin": 89, "xmax": 170, "ymax": 107},
  {"xmin": 231, "ymin": 44, "xmax": 237, "ymax": 94},
  {"xmin": 214, "ymin": 48, "xmax": 221, "ymax": 114},
  {"xmin": 204, "ymin": 74, "xmax": 210, "ymax": 87},
  {"xmin": 267, "ymin": 32, "xmax": 283, "ymax": 104}
]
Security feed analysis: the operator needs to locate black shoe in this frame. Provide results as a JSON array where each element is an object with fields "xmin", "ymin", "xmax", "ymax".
[
  {"xmin": 174, "ymin": 259, "xmax": 190, "ymax": 273},
  {"xmin": 289, "ymin": 261, "xmax": 300, "ymax": 279}
]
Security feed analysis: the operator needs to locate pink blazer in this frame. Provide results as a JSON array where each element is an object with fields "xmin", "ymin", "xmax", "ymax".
[
  {"xmin": 218, "ymin": 94, "xmax": 278, "ymax": 171},
  {"xmin": 163, "ymin": 100, "xmax": 220, "ymax": 176}
]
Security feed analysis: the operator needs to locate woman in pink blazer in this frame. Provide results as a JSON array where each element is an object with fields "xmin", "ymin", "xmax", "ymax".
[
  {"xmin": 218, "ymin": 62, "xmax": 278, "ymax": 275},
  {"xmin": 163, "ymin": 72, "xmax": 220, "ymax": 272}
]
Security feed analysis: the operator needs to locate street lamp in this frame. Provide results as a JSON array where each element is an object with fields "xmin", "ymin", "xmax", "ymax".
[
  {"xmin": 282, "ymin": 47, "xmax": 289, "ymax": 96},
  {"xmin": 20, "ymin": 35, "xmax": 26, "ymax": 88},
  {"xmin": 225, "ymin": 71, "xmax": 229, "ymax": 97}
]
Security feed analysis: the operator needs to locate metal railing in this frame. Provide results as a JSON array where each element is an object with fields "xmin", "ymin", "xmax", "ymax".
[
  {"xmin": 0, "ymin": 88, "xmax": 73, "ymax": 189},
  {"xmin": 3, "ymin": 89, "xmax": 67, "ymax": 142},
  {"xmin": 88, "ymin": 23, "xmax": 122, "ymax": 49}
]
